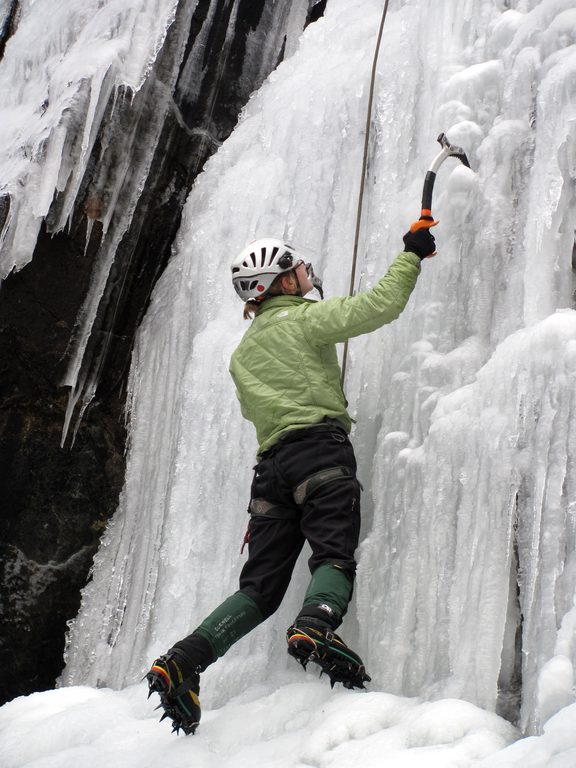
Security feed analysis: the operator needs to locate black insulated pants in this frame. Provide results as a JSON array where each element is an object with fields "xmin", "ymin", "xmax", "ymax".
[{"xmin": 239, "ymin": 421, "xmax": 361, "ymax": 622}]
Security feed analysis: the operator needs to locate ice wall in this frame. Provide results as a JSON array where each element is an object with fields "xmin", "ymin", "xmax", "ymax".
[{"xmin": 63, "ymin": 0, "xmax": 576, "ymax": 734}]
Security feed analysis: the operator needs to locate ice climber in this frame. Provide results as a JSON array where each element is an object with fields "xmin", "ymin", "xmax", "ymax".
[{"xmin": 147, "ymin": 222, "xmax": 438, "ymax": 734}]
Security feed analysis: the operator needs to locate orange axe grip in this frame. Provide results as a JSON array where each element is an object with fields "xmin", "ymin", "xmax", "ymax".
[{"xmin": 409, "ymin": 215, "xmax": 439, "ymax": 233}]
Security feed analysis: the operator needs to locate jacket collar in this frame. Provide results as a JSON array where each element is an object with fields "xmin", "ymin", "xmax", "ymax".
[{"xmin": 256, "ymin": 295, "xmax": 314, "ymax": 315}]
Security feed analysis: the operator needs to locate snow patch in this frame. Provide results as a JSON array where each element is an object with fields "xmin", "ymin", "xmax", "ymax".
[{"xmin": 0, "ymin": 680, "xmax": 519, "ymax": 768}]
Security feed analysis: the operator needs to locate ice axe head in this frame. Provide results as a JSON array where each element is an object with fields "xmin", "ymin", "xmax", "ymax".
[
  {"xmin": 433, "ymin": 132, "xmax": 471, "ymax": 172},
  {"xmin": 411, "ymin": 132, "xmax": 472, "ymax": 232}
]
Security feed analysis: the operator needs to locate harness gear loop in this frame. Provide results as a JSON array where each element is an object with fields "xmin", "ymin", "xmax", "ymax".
[{"xmin": 240, "ymin": 524, "xmax": 251, "ymax": 554}]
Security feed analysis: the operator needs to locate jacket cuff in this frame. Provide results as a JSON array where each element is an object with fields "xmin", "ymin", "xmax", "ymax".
[{"xmin": 399, "ymin": 250, "xmax": 423, "ymax": 268}]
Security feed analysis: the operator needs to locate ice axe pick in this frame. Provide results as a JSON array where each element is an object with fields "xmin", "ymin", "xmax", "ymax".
[{"xmin": 410, "ymin": 132, "xmax": 471, "ymax": 232}]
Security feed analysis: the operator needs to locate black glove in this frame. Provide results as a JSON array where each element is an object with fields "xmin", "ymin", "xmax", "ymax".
[{"xmin": 402, "ymin": 226, "xmax": 436, "ymax": 260}]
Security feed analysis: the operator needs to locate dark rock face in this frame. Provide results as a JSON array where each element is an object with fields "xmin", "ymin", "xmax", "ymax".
[
  {"xmin": 0, "ymin": 1, "xmax": 20, "ymax": 61},
  {"xmin": 0, "ymin": 0, "xmax": 325, "ymax": 705},
  {"xmin": 0, "ymin": 225, "xmax": 126, "ymax": 703}
]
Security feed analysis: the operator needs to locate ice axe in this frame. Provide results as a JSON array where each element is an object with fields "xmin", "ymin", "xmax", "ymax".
[{"xmin": 410, "ymin": 132, "xmax": 471, "ymax": 232}]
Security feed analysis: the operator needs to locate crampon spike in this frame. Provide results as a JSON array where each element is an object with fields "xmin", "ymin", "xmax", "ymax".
[{"xmin": 287, "ymin": 621, "xmax": 372, "ymax": 690}]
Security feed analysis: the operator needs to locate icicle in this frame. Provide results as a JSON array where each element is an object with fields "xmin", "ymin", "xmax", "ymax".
[
  {"xmin": 84, "ymin": 218, "xmax": 95, "ymax": 258},
  {"xmin": 0, "ymin": 0, "xmax": 181, "ymax": 277},
  {"xmin": 61, "ymin": 384, "xmax": 83, "ymax": 449}
]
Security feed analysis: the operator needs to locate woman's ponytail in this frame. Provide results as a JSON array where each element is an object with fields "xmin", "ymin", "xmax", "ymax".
[
  {"xmin": 242, "ymin": 269, "xmax": 296, "ymax": 319},
  {"xmin": 243, "ymin": 300, "xmax": 260, "ymax": 320}
]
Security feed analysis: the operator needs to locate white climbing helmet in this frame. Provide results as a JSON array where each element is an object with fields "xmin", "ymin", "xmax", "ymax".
[{"xmin": 231, "ymin": 238, "xmax": 299, "ymax": 301}]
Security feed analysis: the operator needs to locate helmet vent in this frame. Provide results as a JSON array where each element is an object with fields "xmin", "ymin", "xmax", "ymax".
[{"xmin": 249, "ymin": 252, "xmax": 257, "ymax": 267}]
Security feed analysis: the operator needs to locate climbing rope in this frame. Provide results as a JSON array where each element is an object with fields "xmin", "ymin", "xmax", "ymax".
[{"xmin": 341, "ymin": 0, "xmax": 391, "ymax": 384}]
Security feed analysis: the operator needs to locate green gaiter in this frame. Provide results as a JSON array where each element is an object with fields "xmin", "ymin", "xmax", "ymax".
[
  {"xmin": 195, "ymin": 591, "xmax": 263, "ymax": 658},
  {"xmin": 303, "ymin": 563, "xmax": 353, "ymax": 617}
]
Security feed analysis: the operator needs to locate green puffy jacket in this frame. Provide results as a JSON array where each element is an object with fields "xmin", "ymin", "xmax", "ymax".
[{"xmin": 229, "ymin": 250, "xmax": 421, "ymax": 455}]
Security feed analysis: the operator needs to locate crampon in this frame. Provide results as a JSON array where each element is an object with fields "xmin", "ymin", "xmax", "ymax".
[
  {"xmin": 146, "ymin": 651, "xmax": 201, "ymax": 735},
  {"xmin": 287, "ymin": 621, "xmax": 371, "ymax": 690}
]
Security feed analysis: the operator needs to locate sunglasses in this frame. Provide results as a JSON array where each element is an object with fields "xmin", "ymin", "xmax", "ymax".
[{"xmin": 277, "ymin": 252, "xmax": 312, "ymax": 276}]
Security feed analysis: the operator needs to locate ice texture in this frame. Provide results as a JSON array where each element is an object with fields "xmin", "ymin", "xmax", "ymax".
[{"xmin": 57, "ymin": 0, "xmax": 576, "ymax": 740}]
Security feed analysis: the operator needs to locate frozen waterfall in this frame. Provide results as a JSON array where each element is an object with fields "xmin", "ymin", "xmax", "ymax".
[
  {"xmin": 0, "ymin": 0, "xmax": 312, "ymax": 443},
  {"xmin": 61, "ymin": 0, "xmax": 576, "ymax": 735}
]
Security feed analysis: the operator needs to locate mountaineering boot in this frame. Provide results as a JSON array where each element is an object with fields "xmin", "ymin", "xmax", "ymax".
[
  {"xmin": 287, "ymin": 615, "xmax": 371, "ymax": 690},
  {"xmin": 146, "ymin": 648, "xmax": 201, "ymax": 735}
]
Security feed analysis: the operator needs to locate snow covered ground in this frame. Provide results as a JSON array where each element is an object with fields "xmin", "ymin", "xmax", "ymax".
[
  {"xmin": 0, "ymin": 676, "xmax": 518, "ymax": 768},
  {"xmin": 2, "ymin": 673, "xmax": 576, "ymax": 768}
]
